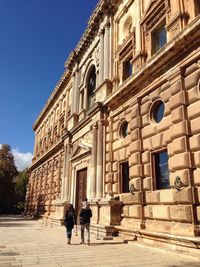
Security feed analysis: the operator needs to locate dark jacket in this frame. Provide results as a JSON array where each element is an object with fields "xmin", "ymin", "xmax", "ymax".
[
  {"xmin": 64, "ymin": 209, "xmax": 76, "ymax": 229},
  {"xmin": 79, "ymin": 208, "xmax": 92, "ymax": 225}
]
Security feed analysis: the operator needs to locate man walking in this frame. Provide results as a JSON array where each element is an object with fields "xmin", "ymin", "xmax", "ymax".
[{"xmin": 79, "ymin": 200, "xmax": 92, "ymax": 245}]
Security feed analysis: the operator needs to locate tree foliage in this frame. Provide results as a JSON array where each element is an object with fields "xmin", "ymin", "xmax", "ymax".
[
  {"xmin": 0, "ymin": 144, "xmax": 18, "ymax": 212},
  {"xmin": 14, "ymin": 168, "xmax": 29, "ymax": 212},
  {"xmin": 15, "ymin": 170, "xmax": 29, "ymax": 200}
]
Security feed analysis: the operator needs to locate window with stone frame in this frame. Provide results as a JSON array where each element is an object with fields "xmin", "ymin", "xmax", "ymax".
[
  {"xmin": 123, "ymin": 57, "xmax": 133, "ymax": 81},
  {"xmin": 141, "ymin": 0, "xmax": 167, "ymax": 58},
  {"xmin": 152, "ymin": 20, "xmax": 167, "ymax": 54},
  {"xmin": 153, "ymin": 150, "xmax": 170, "ymax": 190},
  {"xmin": 120, "ymin": 161, "xmax": 129, "ymax": 193},
  {"xmin": 59, "ymin": 113, "xmax": 65, "ymax": 134},
  {"xmin": 53, "ymin": 125, "xmax": 58, "ymax": 141},
  {"xmin": 115, "ymin": 27, "xmax": 135, "ymax": 84},
  {"xmin": 43, "ymin": 137, "xmax": 47, "ymax": 150},
  {"xmin": 48, "ymin": 128, "xmax": 52, "ymax": 144},
  {"xmin": 87, "ymin": 65, "xmax": 96, "ymax": 109}
]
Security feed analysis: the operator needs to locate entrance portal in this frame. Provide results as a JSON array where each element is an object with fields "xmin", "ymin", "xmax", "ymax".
[{"xmin": 75, "ymin": 168, "xmax": 87, "ymax": 222}]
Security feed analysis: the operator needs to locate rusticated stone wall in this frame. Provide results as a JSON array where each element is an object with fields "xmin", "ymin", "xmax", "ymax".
[
  {"xmin": 105, "ymin": 59, "xmax": 200, "ymax": 236},
  {"xmin": 26, "ymin": 150, "xmax": 64, "ymax": 215}
]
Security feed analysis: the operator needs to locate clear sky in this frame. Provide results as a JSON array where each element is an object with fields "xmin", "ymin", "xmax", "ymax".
[{"xmin": 0, "ymin": 0, "xmax": 98, "ymax": 170}]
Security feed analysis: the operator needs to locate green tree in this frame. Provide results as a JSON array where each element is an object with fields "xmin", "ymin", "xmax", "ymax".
[
  {"xmin": 0, "ymin": 144, "xmax": 18, "ymax": 213},
  {"xmin": 15, "ymin": 170, "xmax": 29, "ymax": 197}
]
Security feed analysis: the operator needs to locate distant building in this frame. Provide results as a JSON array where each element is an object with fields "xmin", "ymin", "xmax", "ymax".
[{"xmin": 25, "ymin": 0, "xmax": 200, "ymax": 251}]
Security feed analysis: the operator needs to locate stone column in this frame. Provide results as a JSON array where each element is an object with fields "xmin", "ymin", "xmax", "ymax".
[
  {"xmin": 96, "ymin": 120, "xmax": 104, "ymax": 199},
  {"xmin": 57, "ymin": 101, "xmax": 62, "ymax": 137},
  {"xmin": 70, "ymin": 167, "xmax": 76, "ymax": 204},
  {"xmin": 136, "ymin": 0, "xmax": 142, "ymax": 53},
  {"xmin": 52, "ymin": 108, "xmax": 56, "ymax": 143},
  {"xmin": 72, "ymin": 69, "xmax": 80, "ymax": 114},
  {"xmin": 99, "ymin": 29, "xmax": 104, "ymax": 85},
  {"xmin": 104, "ymin": 22, "xmax": 110, "ymax": 80},
  {"xmin": 83, "ymin": 86, "xmax": 88, "ymax": 110},
  {"xmin": 71, "ymin": 72, "xmax": 76, "ymax": 114},
  {"xmin": 61, "ymin": 144, "xmax": 71, "ymax": 202},
  {"xmin": 91, "ymin": 124, "xmax": 97, "ymax": 198},
  {"xmin": 79, "ymin": 91, "xmax": 82, "ymax": 112}
]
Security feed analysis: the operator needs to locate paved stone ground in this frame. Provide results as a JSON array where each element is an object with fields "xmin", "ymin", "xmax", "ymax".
[{"xmin": 0, "ymin": 215, "xmax": 199, "ymax": 267}]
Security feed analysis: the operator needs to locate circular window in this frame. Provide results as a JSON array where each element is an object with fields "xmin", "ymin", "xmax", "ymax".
[
  {"xmin": 197, "ymin": 79, "xmax": 200, "ymax": 94},
  {"xmin": 151, "ymin": 100, "xmax": 165, "ymax": 123},
  {"xmin": 119, "ymin": 121, "xmax": 128, "ymax": 139}
]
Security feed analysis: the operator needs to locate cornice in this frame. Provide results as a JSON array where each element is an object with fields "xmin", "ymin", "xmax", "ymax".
[
  {"xmin": 105, "ymin": 16, "xmax": 200, "ymax": 109},
  {"xmin": 29, "ymin": 139, "xmax": 63, "ymax": 171},
  {"xmin": 64, "ymin": 0, "xmax": 116, "ymax": 70},
  {"xmin": 33, "ymin": 1, "xmax": 116, "ymax": 132}
]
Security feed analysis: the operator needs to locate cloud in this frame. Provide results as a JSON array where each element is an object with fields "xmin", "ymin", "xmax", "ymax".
[
  {"xmin": 12, "ymin": 148, "xmax": 33, "ymax": 171},
  {"xmin": 0, "ymin": 144, "xmax": 33, "ymax": 171}
]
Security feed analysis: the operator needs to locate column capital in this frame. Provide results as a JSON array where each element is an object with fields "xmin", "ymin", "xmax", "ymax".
[
  {"xmin": 98, "ymin": 119, "xmax": 105, "ymax": 125},
  {"xmin": 104, "ymin": 21, "xmax": 110, "ymax": 28}
]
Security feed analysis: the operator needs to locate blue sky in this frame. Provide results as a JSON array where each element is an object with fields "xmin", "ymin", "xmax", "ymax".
[{"xmin": 0, "ymin": 0, "xmax": 98, "ymax": 170}]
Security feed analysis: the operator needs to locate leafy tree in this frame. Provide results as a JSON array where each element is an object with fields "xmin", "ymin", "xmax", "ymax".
[
  {"xmin": 0, "ymin": 144, "xmax": 18, "ymax": 213},
  {"xmin": 15, "ymin": 170, "xmax": 29, "ymax": 212}
]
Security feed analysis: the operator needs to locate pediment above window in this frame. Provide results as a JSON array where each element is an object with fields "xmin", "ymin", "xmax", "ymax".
[
  {"xmin": 141, "ymin": 0, "xmax": 168, "ymax": 32},
  {"xmin": 143, "ymin": 0, "xmax": 158, "ymax": 18}
]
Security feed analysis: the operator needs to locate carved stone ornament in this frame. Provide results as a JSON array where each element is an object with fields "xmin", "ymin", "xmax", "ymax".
[
  {"xmin": 106, "ymin": 190, "xmax": 114, "ymax": 200},
  {"xmin": 174, "ymin": 176, "xmax": 183, "ymax": 191},
  {"xmin": 129, "ymin": 183, "xmax": 137, "ymax": 195}
]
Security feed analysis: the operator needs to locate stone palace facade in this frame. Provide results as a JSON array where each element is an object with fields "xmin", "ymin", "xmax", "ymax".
[{"xmin": 25, "ymin": 0, "xmax": 200, "ymax": 251}]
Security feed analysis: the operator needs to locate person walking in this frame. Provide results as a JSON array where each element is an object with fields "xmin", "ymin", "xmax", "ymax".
[
  {"xmin": 79, "ymin": 201, "xmax": 92, "ymax": 245},
  {"xmin": 64, "ymin": 204, "xmax": 76, "ymax": 244}
]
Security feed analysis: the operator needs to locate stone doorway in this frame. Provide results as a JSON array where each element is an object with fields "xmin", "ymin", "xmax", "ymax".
[{"xmin": 75, "ymin": 168, "xmax": 87, "ymax": 222}]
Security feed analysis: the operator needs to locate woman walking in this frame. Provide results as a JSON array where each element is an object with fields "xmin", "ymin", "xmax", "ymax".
[{"xmin": 64, "ymin": 204, "xmax": 76, "ymax": 244}]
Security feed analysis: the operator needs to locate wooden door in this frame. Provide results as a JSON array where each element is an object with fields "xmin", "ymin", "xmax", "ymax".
[{"xmin": 75, "ymin": 168, "xmax": 87, "ymax": 222}]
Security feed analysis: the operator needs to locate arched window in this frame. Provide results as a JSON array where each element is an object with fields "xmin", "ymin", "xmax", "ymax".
[
  {"xmin": 87, "ymin": 65, "xmax": 96, "ymax": 109},
  {"xmin": 123, "ymin": 16, "xmax": 132, "ymax": 39}
]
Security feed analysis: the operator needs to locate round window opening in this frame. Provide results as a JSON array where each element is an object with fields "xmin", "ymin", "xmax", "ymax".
[
  {"xmin": 151, "ymin": 100, "xmax": 165, "ymax": 123},
  {"xmin": 120, "ymin": 121, "xmax": 128, "ymax": 139},
  {"xmin": 197, "ymin": 79, "xmax": 200, "ymax": 94}
]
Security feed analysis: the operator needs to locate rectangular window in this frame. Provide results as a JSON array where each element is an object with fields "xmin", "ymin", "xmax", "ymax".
[
  {"xmin": 80, "ymin": 91, "xmax": 84, "ymax": 111},
  {"xmin": 153, "ymin": 150, "xmax": 170, "ymax": 190},
  {"xmin": 120, "ymin": 161, "xmax": 129, "ymax": 193},
  {"xmin": 123, "ymin": 58, "xmax": 132, "ymax": 81},
  {"xmin": 152, "ymin": 22, "xmax": 167, "ymax": 54}
]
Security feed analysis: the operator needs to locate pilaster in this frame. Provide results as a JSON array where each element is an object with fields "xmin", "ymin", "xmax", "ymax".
[
  {"xmin": 104, "ymin": 22, "xmax": 110, "ymax": 80},
  {"xmin": 96, "ymin": 120, "xmax": 104, "ymax": 199},
  {"xmin": 91, "ymin": 124, "xmax": 97, "ymax": 198},
  {"xmin": 99, "ymin": 29, "xmax": 105, "ymax": 84}
]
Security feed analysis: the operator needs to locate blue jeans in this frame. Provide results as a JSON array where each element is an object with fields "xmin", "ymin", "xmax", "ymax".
[{"xmin": 66, "ymin": 227, "xmax": 72, "ymax": 239}]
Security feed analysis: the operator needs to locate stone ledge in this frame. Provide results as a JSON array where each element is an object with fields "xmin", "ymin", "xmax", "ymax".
[{"xmin": 114, "ymin": 225, "xmax": 200, "ymax": 255}]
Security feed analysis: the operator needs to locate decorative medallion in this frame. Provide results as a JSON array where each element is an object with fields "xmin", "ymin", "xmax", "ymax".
[
  {"xmin": 129, "ymin": 183, "xmax": 136, "ymax": 195},
  {"xmin": 174, "ymin": 176, "xmax": 183, "ymax": 191}
]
